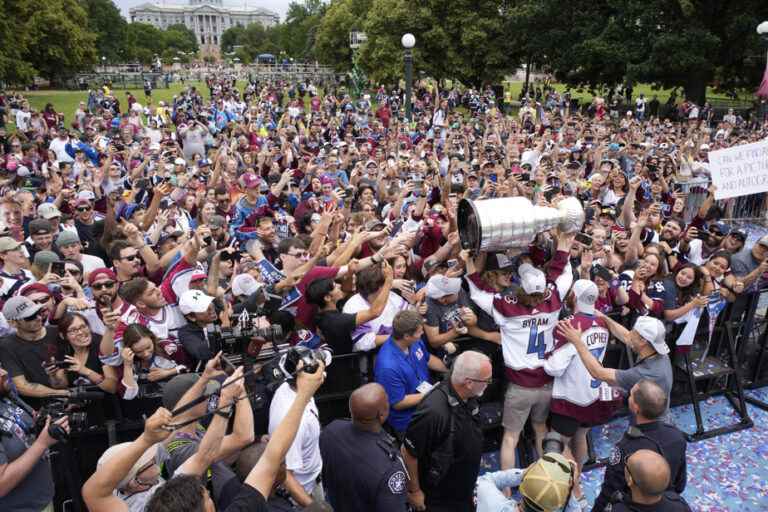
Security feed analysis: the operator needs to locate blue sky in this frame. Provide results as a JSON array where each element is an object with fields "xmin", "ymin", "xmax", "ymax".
[{"xmin": 114, "ymin": 0, "xmax": 290, "ymax": 21}]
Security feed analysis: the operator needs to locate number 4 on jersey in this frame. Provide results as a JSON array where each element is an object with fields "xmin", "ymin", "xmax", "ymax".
[{"xmin": 527, "ymin": 323, "xmax": 546, "ymax": 359}]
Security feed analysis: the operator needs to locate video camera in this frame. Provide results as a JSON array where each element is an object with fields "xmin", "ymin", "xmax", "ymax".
[
  {"xmin": 34, "ymin": 387, "xmax": 105, "ymax": 441},
  {"xmin": 209, "ymin": 310, "xmax": 285, "ymax": 365}
]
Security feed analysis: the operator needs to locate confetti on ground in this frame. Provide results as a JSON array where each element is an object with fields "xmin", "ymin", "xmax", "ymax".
[{"xmin": 481, "ymin": 386, "xmax": 768, "ymax": 511}]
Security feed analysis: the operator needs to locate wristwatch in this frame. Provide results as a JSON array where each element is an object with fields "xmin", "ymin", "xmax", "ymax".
[{"xmin": 215, "ymin": 406, "xmax": 233, "ymax": 419}]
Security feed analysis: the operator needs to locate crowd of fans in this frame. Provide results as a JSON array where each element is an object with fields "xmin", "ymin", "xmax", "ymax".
[{"xmin": 0, "ymin": 76, "xmax": 764, "ymax": 512}]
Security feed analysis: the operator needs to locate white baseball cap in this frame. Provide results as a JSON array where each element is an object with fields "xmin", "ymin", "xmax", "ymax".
[
  {"xmin": 518, "ymin": 263, "xmax": 546, "ymax": 294},
  {"xmin": 37, "ymin": 203, "xmax": 62, "ymax": 220},
  {"xmin": 425, "ymin": 275, "xmax": 461, "ymax": 299},
  {"xmin": 633, "ymin": 316, "xmax": 669, "ymax": 355},
  {"xmin": 571, "ymin": 279, "xmax": 598, "ymax": 315},
  {"xmin": 231, "ymin": 273, "xmax": 262, "ymax": 298},
  {"xmin": 178, "ymin": 289, "xmax": 214, "ymax": 315}
]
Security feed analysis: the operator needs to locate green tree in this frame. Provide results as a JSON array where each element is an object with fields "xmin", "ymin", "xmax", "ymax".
[
  {"xmin": 221, "ymin": 25, "xmax": 246, "ymax": 53},
  {"xmin": 512, "ymin": 0, "xmax": 768, "ymax": 104},
  {"xmin": 315, "ymin": 0, "xmax": 373, "ymax": 71},
  {"xmin": 163, "ymin": 23, "xmax": 199, "ymax": 54},
  {"xmin": 358, "ymin": 0, "xmax": 512, "ymax": 87},
  {"xmin": 280, "ymin": 0, "xmax": 326, "ymax": 60},
  {"xmin": 124, "ymin": 22, "xmax": 164, "ymax": 64},
  {"xmin": 24, "ymin": 0, "xmax": 98, "ymax": 82},
  {"xmin": 0, "ymin": 0, "xmax": 37, "ymax": 84},
  {"xmin": 82, "ymin": 0, "xmax": 127, "ymax": 63}
]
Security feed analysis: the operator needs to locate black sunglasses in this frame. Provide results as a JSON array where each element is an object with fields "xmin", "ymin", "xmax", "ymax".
[
  {"xmin": 92, "ymin": 281, "xmax": 116, "ymax": 291},
  {"xmin": 76, "ymin": 206, "xmax": 92, "ymax": 212},
  {"xmin": 121, "ymin": 254, "xmax": 139, "ymax": 262}
]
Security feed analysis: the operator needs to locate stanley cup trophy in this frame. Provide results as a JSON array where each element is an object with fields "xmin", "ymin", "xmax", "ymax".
[{"xmin": 458, "ymin": 196, "xmax": 585, "ymax": 253}]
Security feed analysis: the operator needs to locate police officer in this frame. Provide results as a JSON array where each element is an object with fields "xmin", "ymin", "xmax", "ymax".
[
  {"xmin": 0, "ymin": 362, "xmax": 69, "ymax": 511},
  {"xmin": 319, "ymin": 383, "xmax": 407, "ymax": 512},
  {"xmin": 593, "ymin": 379, "xmax": 687, "ymax": 512},
  {"xmin": 610, "ymin": 450, "xmax": 692, "ymax": 511}
]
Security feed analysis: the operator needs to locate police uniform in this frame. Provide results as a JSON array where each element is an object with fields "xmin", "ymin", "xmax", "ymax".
[
  {"xmin": 319, "ymin": 419, "xmax": 407, "ymax": 512},
  {"xmin": 609, "ymin": 491, "xmax": 692, "ymax": 511},
  {"xmin": 592, "ymin": 421, "xmax": 687, "ymax": 512}
]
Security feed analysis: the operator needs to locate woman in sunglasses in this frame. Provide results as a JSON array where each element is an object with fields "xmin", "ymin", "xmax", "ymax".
[{"xmin": 56, "ymin": 312, "xmax": 118, "ymax": 393}]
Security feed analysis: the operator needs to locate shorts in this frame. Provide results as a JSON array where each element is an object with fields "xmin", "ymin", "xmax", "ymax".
[
  {"xmin": 502, "ymin": 382, "xmax": 552, "ymax": 433},
  {"xmin": 550, "ymin": 412, "xmax": 590, "ymax": 438}
]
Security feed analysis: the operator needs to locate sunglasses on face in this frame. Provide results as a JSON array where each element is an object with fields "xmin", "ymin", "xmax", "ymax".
[
  {"xmin": 92, "ymin": 281, "xmax": 116, "ymax": 291},
  {"xmin": 76, "ymin": 206, "xmax": 92, "ymax": 213},
  {"xmin": 121, "ymin": 254, "xmax": 139, "ymax": 262},
  {"xmin": 20, "ymin": 309, "xmax": 48, "ymax": 321}
]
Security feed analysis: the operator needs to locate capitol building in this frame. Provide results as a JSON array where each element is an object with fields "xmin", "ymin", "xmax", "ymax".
[{"xmin": 129, "ymin": 0, "xmax": 279, "ymax": 57}]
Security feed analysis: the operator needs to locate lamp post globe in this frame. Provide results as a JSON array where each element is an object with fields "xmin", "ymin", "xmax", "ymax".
[
  {"xmin": 757, "ymin": 21, "xmax": 768, "ymax": 35},
  {"xmin": 401, "ymin": 33, "xmax": 416, "ymax": 49}
]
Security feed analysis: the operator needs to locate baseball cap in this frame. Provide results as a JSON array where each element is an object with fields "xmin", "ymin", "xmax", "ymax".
[
  {"xmin": 179, "ymin": 289, "xmax": 215, "ymax": 315},
  {"xmin": 729, "ymin": 228, "xmax": 747, "ymax": 241},
  {"xmin": 708, "ymin": 221, "xmax": 730, "ymax": 236},
  {"xmin": 208, "ymin": 215, "xmax": 226, "ymax": 229},
  {"xmin": 0, "ymin": 237, "xmax": 21, "ymax": 252},
  {"xmin": 231, "ymin": 273, "xmax": 262, "ymax": 297},
  {"xmin": 55, "ymin": 231, "xmax": 80, "ymax": 248},
  {"xmin": 2, "ymin": 296, "xmax": 43, "ymax": 321},
  {"xmin": 29, "ymin": 219, "xmax": 53, "ymax": 236},
  {"xmin": 156, "ymin": 230, "xmax": 183, "ymax": 247},
  {"xmin": 519, "ymin": 452, "xmax": 573, "ymax": 512},
  {"xmin": 633, "ymin": 316, "xmax": 669, "ymax": 355},
  {"xmin": 174, "ymin": 158, "xmax": 186, "ymax": 166},
  {"xmin": 518, "ymin": 263, "xmax": 546, "ymax": 294},
  {"xmin": 97, "ymin": 442, "xmax": 160, "ymax": 491},
  {"xmin": 485, "ymin": 252, "xmax": 514, "ymax": 272},
  {"xmin": 425, "ymin": 275, "xmax": 462, "ymax": 299},
  {"xmin": 758, "ymin": 234, "xmax": 768, "ymax": 247},
  {"xmin": 76, "ymin": 190, "xmax": 96, "ymax": 202},
  {"xmin": 33, "ymin": 250, "xmax": 60, "ymax": 268},
  {"xmin": 37, "ymin": 203, "xmax": 62, "ymax": 220},
  {"xmin": 242, "ymin": 173, "xmax": 261, "ymax": 189},
  {"xmin": 162, "ymin": 373, "xmax": 220, "ymax": 410},
  {"xmin": 571, "ymin": 279, "xmax": 598, "ymax": 315},
  {"xmin": 88, "ymin": 267, "xmax": 117, "ymax": 286}
]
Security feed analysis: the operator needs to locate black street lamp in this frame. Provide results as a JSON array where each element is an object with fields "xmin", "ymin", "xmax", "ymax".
[{"xmin": 401, "ymin": 33, "xmax": 415, "ymax": 123}]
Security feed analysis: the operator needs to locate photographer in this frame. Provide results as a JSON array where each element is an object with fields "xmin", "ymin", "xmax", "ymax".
[
  {"xmin": 161, "ymin": 353, "xmax": 254, "ymax": 509},
  {"xmin": 177, "ymin": 289, "xmax": 218, "ymax": 370},
  {"xmin": 83, "ymin": 366, "xmax": 253, "ymax": 512},
  {"xmin": 0, "ymin": 361, "xmax": 70, "ymax": 511},
  {"xmin": 0, "ymin": 296, "xmax": 69, "ymax": 409}
]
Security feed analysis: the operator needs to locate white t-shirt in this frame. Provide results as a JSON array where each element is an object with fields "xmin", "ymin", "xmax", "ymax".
[
  {"xmin": 268, "ymin": 382, "xmax": 322, "ymax": 494},
  {"xmin": 15, "ymin": 110, "xmax": 31, "ymax": 131},
  {"xmin": 49, "ymin": 137, "xmax": 74, "ymax": 163}
]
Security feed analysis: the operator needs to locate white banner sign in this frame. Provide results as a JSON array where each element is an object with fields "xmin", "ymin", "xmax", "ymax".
[{"xmin": 709, "ymin": 139, "xmax": 768, "ymax": 200}]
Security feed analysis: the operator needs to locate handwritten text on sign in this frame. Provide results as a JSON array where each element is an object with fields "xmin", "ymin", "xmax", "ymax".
[{"xmin": 709, "ymin": 139, "xmax": 768, "ymax": 200}]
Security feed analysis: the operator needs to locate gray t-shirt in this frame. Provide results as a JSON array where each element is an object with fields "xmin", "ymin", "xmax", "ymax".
[
  {"xmin": 0, "ymin": 397, "xmax": 54, "ymax": 512},
  {"xmin": 616, "ymin": 353, "xmax": 673, "ymax": 414},
  {"xmin": 731, "ymin": 246, "xmax": 762, "ymax": 292}
]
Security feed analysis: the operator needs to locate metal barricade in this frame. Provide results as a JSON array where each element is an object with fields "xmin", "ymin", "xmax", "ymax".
[{"xmin": 676, "ymin": 177, "xmax": 710, "ymax": 223}]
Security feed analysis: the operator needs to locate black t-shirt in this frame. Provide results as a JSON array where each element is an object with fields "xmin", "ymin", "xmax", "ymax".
[
  {"xmin": 0, "ymin": 326, "xmax": 60, "ymax": 409},
  {"xmin": 316, "ymin": 310, "xmax": 357, "ymax": 354},
  {"xmin": 56, "ymin": 335, "xmax": 104, "ymax": 387},
  {"xmin": 223, "ymin": 485, "xmax": 268, "ymax": 512},
  {"xmin": 403, "ymin": 382, "xmax": 483, "ymax": 511}
]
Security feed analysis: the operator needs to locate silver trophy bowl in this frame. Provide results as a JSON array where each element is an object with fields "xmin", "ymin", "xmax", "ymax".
[{"xmin": 458, "ymin": 196, "xmax": 585, "ymax": 252}]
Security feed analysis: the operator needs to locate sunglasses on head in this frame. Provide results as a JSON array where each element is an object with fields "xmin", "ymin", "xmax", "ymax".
[{"xmin": 92, "ymin": 281, "xmax": 116, "ymax": 291}]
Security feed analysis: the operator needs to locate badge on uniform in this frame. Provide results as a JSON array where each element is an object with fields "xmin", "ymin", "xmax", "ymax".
[
  {"xmin": 609, "ymin": 447, "xmax": 621, "ymax": 466},
  {"xmin": 388, "ymin": 471, "xmax": 407, "ymax": 494}
]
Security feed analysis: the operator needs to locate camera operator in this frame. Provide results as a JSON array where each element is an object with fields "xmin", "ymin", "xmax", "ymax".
[
  {"xmin": 177, "ymin": 289, "xmax": 218, "ymax": 371},
  {"xmin": 83, "ymin": 366, "xmax": 255, "ymax": 512},
  {"xmin": 161, "ymin": 353, "xmax": 255, "ymax": 509},
  {"xmin": 610, "ymin": 450, "xmax": 692, "ymax": 512},
  {"xmin": 0, "ymin": 361, "xmax": 70, "ymax": 511},
  {"xmin": 476, "ymin": 437, "xmax": 586, "ymax": 512},
  {"xmin": 0, "ymin": 296, "xmax": 69, "ymax": 409}
]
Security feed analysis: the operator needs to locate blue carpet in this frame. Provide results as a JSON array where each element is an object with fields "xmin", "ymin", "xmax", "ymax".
[{"xmin": 480, "ymin": 386, "xmax": 768, "ymax": 511}]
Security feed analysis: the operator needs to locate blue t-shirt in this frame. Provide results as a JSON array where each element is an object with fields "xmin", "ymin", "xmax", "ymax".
[{"xmin": 374, "ymin": 337, "xmax": 431, "ymax": 432}]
